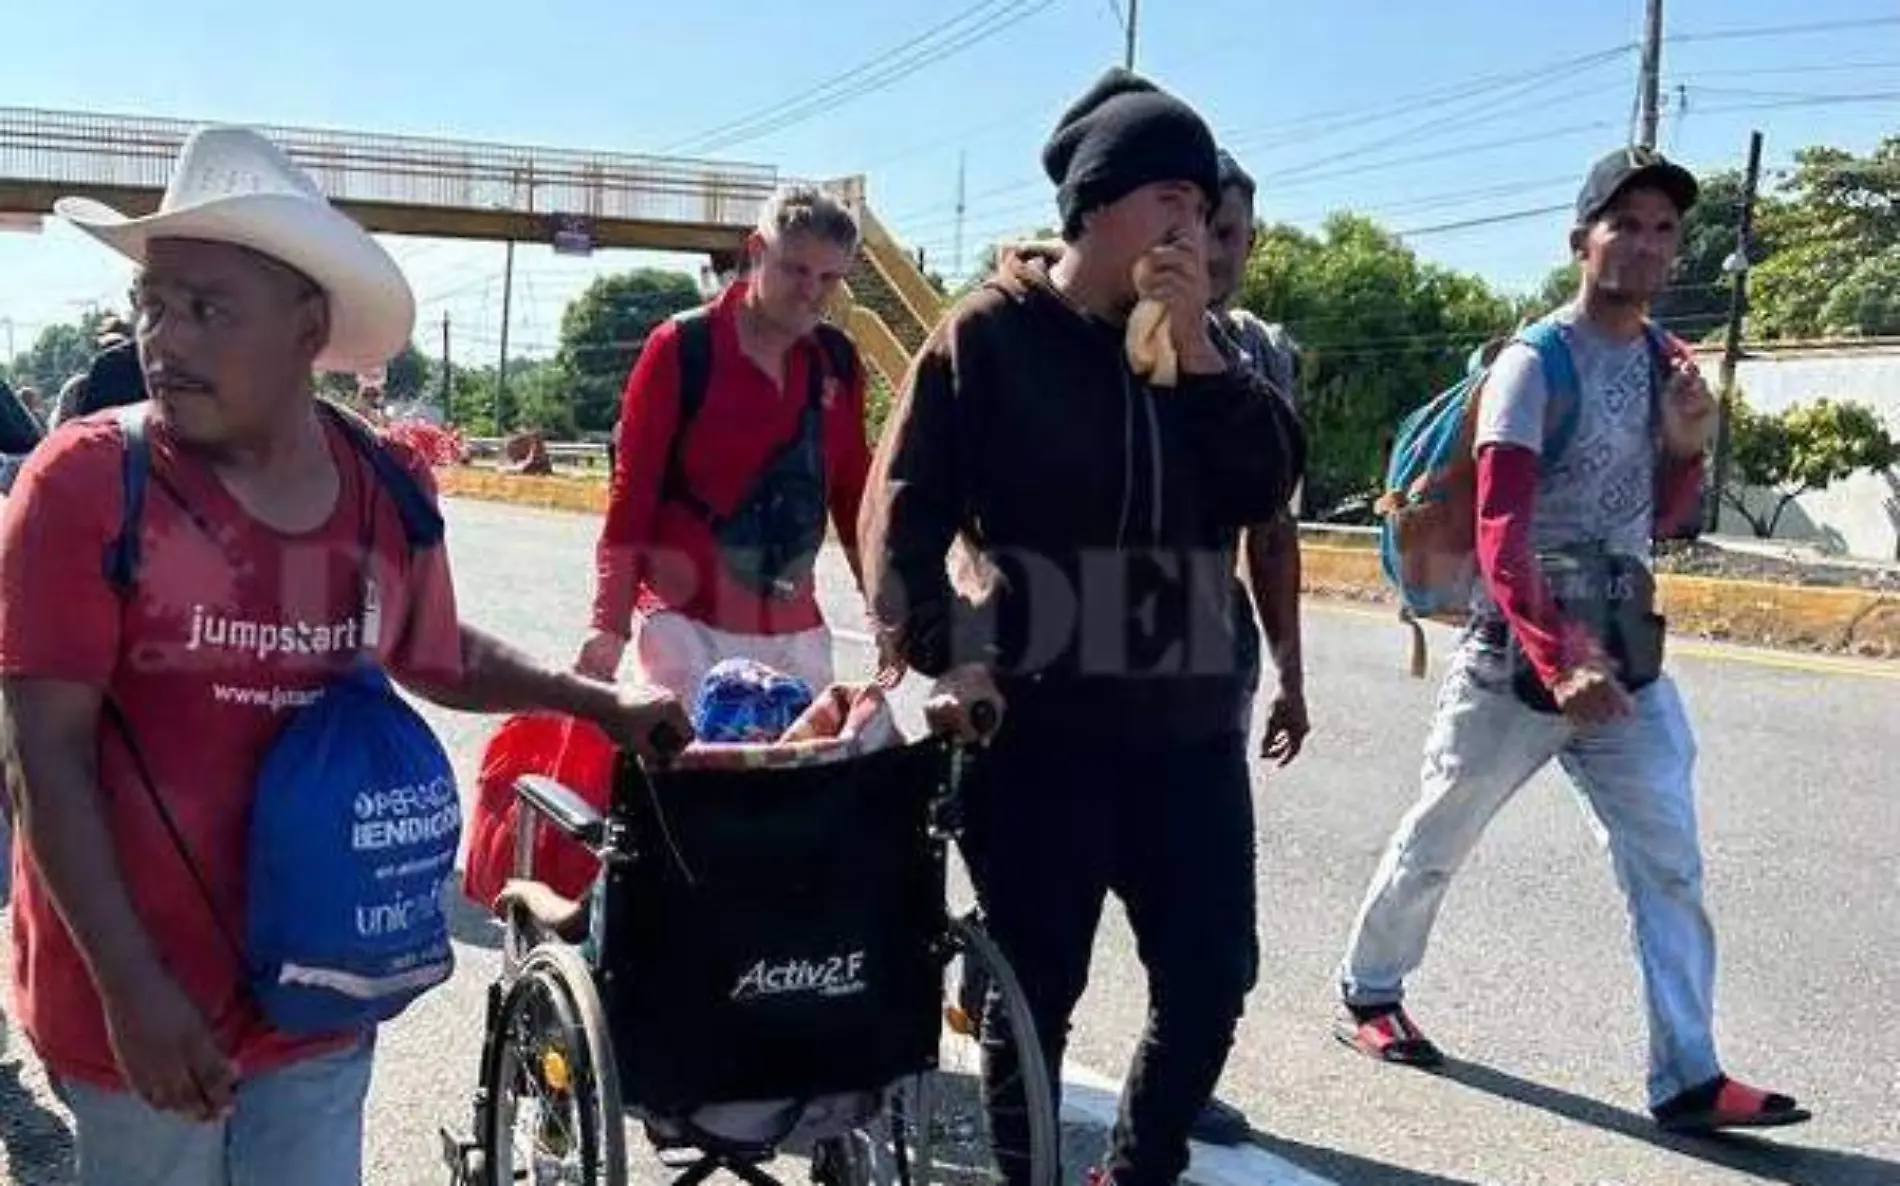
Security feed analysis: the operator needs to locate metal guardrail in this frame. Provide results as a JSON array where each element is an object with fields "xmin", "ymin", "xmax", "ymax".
[
  {"xmin": 455, "ymin": 437, "xmax": 1386, "ymax": 537},
  {"xmin": 462, "ymin": 437, "xmax": 611, "ymax": 468}
]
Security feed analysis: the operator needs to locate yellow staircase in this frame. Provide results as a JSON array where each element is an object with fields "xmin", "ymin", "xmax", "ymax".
[{"xmin": 824, "ymin": 177, "xmax": 945, "ymax": 391}]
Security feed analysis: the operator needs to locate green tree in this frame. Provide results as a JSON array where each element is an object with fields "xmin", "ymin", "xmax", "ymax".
[
  {"xmin": 554, "ymin": 269, "xmax": 702, "ymax": 434},
  {"xmin": 317, "ymin": 341, "xmax": 432, "ymax": 406},
  {"xmin": 1239, "ymin": 213, "xmax": 1514, "ymax": 517},
  {"xmin": 512, "ymin": 361, "xmax": 578, "ymax": 439},
  {"xmin": 1750, "ymin": 137, "xmax": 1900, "ymax": 339},
  {"xmin": 1531, "ymin": 261, "xmax": 1580, "ymax": 318},
  {"xmin": 446, "ymin": 364, "xmax": 510, "ymax": 437},
  {"xmin": 1724, "ymin": 397, "xmax": 1900, "ymax": 538},
  {"xmin": 1817, "ymin": 248, "xmax": 1900, "ymax": 339},
  {"xmin": 1652, "ymin": 170, "xmax": 1749, "ymax": 339},
  {"xmin": 8, "ymin": 311, "xmax": 112, "ymax": 396}
]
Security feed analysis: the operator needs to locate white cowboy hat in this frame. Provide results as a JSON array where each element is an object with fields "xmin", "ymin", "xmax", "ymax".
[{"xmin": 54, "ymin": 125, "xmax": 415, "ymax": 373}]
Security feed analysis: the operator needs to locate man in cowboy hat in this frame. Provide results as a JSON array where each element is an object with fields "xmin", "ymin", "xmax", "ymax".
[{"xmin": 0, "ymin": 125, "xmax": 690, "ymax": 1185}]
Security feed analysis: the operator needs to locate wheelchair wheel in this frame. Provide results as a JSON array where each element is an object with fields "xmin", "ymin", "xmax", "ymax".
[
  {"xmin": 482, "ymin": 943, "xmax": 628, "ymax": 1186},
  {"xmin": 895, "ymin": 913, "xmax": 1057, "ymax": 1186}
]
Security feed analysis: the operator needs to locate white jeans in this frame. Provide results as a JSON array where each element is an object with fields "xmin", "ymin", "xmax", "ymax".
[
  {"xmin": 1338, "ymin": 634, "xmax": 1720, "ymax": 1107},
  {"xmin": 629, "ymin": 610, "xmax": 835, "ymax": 701}
]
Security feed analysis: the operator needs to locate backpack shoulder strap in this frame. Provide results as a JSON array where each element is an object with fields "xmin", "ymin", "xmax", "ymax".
[
  {"xmin": 811, "ymin": 322, "xmax": 860, "ymax": 399},
  {"xmin": 672, "ymin": 306, "xmax": 715, "ymax": 431},
  {"xmin": 319, "ymin": 401, "xmax": 445, "ymax": 552},
  {"xmin": 1515, "ymin": 319, "xmax": 1584, "ymax": 462},
  {"xmin": 104, "ymin": 403, "xmax": 153, "ymax": 596},
  {"xmin": 1640, "ymin": 320, "xmax": 1673, "ymax": 440},
  {"xmin": 662, "ymin": 307, "xmax": 716, "ymax": 516}
]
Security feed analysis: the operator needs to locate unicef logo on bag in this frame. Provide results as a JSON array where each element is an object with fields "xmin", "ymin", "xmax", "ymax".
[{"xmin": 249, "ymin": 666, "xmax": 463, "ymax": 1036}]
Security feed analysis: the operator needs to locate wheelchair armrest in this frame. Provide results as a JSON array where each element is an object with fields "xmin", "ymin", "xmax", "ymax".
[{"xmin": 513, "ymin": 775, "xmax": 606, "ymax": 847}]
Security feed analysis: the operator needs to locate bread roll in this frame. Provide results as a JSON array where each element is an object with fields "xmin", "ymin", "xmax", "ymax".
[{"xmin": 1126, "ymin": 297, "xmax": 1178, "ymax": 387}]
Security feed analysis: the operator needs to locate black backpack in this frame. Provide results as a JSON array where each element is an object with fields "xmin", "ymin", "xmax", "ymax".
[{"xmin": 659, "ymin": 308, "xmax": 858, "ymax": 603}]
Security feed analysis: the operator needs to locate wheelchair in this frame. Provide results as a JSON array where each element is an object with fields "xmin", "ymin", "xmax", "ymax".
[{"xmin": 441, "ymin": 722, "xmax": 1059, "ymax": 1186}]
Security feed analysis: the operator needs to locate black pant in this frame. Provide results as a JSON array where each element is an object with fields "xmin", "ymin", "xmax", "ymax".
[{"xmin": 962, "ymin": 725, "xmax": 1259, "ymax": 1186}]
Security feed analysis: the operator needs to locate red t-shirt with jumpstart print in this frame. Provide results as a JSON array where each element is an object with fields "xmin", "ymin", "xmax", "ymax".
[{"xmin": 0, "ymin": 408, "xmax": 464, "ymax": 1090}]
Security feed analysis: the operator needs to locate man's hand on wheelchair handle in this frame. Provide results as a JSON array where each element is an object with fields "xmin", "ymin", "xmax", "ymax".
[
  {"xmin": 593, "ymin": 681, "xmax": 695, "ymax": 763},
  {"xmin": 924, "ymin": 664, "xmax": 1006, "ymax": 745}
]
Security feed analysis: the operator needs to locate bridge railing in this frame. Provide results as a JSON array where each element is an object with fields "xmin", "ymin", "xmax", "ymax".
[{"xmin": 0, "ymin": 107, "xmax": 782, "ymax": 229}]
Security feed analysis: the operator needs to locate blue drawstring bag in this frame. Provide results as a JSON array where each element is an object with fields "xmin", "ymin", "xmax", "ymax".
[{"xmin": 246, "ymin": 663, "xmax": 462, "ymax": 1034}]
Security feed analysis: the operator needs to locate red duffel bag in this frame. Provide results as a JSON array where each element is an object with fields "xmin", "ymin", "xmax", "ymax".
[{"xmin": 462, "ymin": 712, "xmax": 617, "ymax": 909}]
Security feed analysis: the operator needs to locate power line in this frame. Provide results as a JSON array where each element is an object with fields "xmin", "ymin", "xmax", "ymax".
[
  {"xmin": 1666, "ymin": 15, "xmax": 1900, "ymax": 44},
  {"xmin": 1393, "ymin": 202, "xmax": 1574, "ymax": 239},
  {"xmin": 1221, "ymin": 43, "xmax": 1637, "ymax": 153},
  {"xmin": 1682, "ymin": 59, "xmax": 1900, "ymax": 78},
  {"xmin": 1260, "ymin": 56, "xmax": 1628, "ymax": 183},
  {"xmin": 658, "ymin": 0, "xmax": 1055, "ymax": 156},
  {"xmin": 661, "ymin": 0, "xmax": 1024, "ymax": 152},
  {"xmin": 885, "ymin": 41, "xmax": 1641, "ymax": 229},
  {"xmin": 886, "ymin": 13, "xmax": 1900, "ymax": 234}
]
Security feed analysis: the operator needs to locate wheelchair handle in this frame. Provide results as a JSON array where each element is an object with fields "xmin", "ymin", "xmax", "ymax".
[
  {"xmin": 969, "ymin": 700, "xmax": 1000, "ymax": 741},
  {"xmin": 650, "ymin": 721, "xmax": 690, "ymax": 762}
]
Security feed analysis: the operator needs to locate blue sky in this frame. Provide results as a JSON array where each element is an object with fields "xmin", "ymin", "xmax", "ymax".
[{"xmin": 2, "ymin": 0, "xmax": 1897, "ymax": 368}]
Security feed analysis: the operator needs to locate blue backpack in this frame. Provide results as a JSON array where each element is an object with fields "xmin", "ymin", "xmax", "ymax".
[
  {"xmin": 105, "ymin": 400, "xmax": 461, "ymax": 1036},
  {"xmin": 1374, "ymin": 317, "xmax": 1668, "ymax": 675}
]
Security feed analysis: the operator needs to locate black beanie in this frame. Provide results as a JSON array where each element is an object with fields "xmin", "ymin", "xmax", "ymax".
[{"xmin": 1042, "ymin": 68, "xmax": 1220, "ymax": 235}]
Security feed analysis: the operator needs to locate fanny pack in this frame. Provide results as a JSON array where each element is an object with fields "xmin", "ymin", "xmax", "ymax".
[{"xmin": 1482, "ymin": 542, "xmax": 1666, "ymax": 714}]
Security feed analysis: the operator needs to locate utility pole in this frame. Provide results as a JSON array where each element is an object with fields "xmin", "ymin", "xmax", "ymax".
[
  {"xmin": 439, "ymin": 312, "xmax": 452, "ymax": 422},
  {"xmin": 495, "ymin": 240, "xmax": 515, "ymax": 432},
  {"xmin": 953, "ymin": 150, "xmax": 967, "ymax": 283},
  {"xmin": 1124, "ymin": 0, "xmax": 1139, "ymax": 70},
  {"xmin": 1638, "ymin": 0, "xmax": 1664, "ymax": 149},
  {"xmin": 1707, "ymin": 129, "xmax": 1764, "ymax": 534}
]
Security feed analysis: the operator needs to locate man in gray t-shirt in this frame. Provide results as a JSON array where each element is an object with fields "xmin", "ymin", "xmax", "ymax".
[
  {"xmin": 1468, "ymin": 300, "xmax": 1658, "ymax": 618},
  {"xmin": 1333, "ymin": 146, "xmax": 1809, "ymax": 1137}
]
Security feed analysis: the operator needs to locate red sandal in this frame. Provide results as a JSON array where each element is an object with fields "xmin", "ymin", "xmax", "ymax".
[
  {"xmin": 1653, "ymin": 1075, "xmax": 1812, "ymax": 1134},
  {"xmin": 1333, "ymin": 1006, "xmax": 1445, "ymax": 1067}
]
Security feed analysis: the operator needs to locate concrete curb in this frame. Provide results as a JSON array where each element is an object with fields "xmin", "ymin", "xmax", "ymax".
[{"xmin": 433, "ymin": 469, "xmax": 1900, "ymax": 660}]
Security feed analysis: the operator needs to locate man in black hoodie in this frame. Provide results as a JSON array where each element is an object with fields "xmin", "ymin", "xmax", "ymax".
[{"xmin": 861, "ymin": 69, "xmax": 1304, "ymax": 1186}]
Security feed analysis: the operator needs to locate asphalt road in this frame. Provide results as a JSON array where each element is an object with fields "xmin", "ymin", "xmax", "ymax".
[{"xmin": 2, "ymin": 496, "xmax": 1896, "ymax": 1186}]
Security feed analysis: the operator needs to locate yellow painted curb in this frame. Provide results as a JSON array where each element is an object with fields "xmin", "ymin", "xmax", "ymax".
[
  {"xmin": 436, "ymin": 467, "xmax": 607, "ymax": 515},
  {"xmin": 435, "ymin": 469, "xmax": 1898, "ymax": 660},
  {"xmin": 1292, "ymin": 546, "xmax": 1897, "ymax": 658}
]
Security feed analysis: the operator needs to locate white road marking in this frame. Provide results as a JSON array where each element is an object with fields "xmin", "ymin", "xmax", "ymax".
[{"xmin": 1060, "ymin": 1060, "xmax": 1339, "ymax": 1186}]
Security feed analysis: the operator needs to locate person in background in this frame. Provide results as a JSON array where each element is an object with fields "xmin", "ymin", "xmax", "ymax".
[
  {"xmin": 0, "ymin": 377, "xmax": 45, "ymax": 496},
  {"xmin": 1205, "ymin": 148, "xmax": 1310, "ymax": 769},
  {"xmin": 51, "ymin": 316, "xmax": 147, "ymax": 429},
  {"xmin": 1331, "ymin": 146, "xmax": 1809, "ymax": 1136},
  {"xmin": 579, "ymin": 185, "xmax": 873, "ymax": 700}
]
